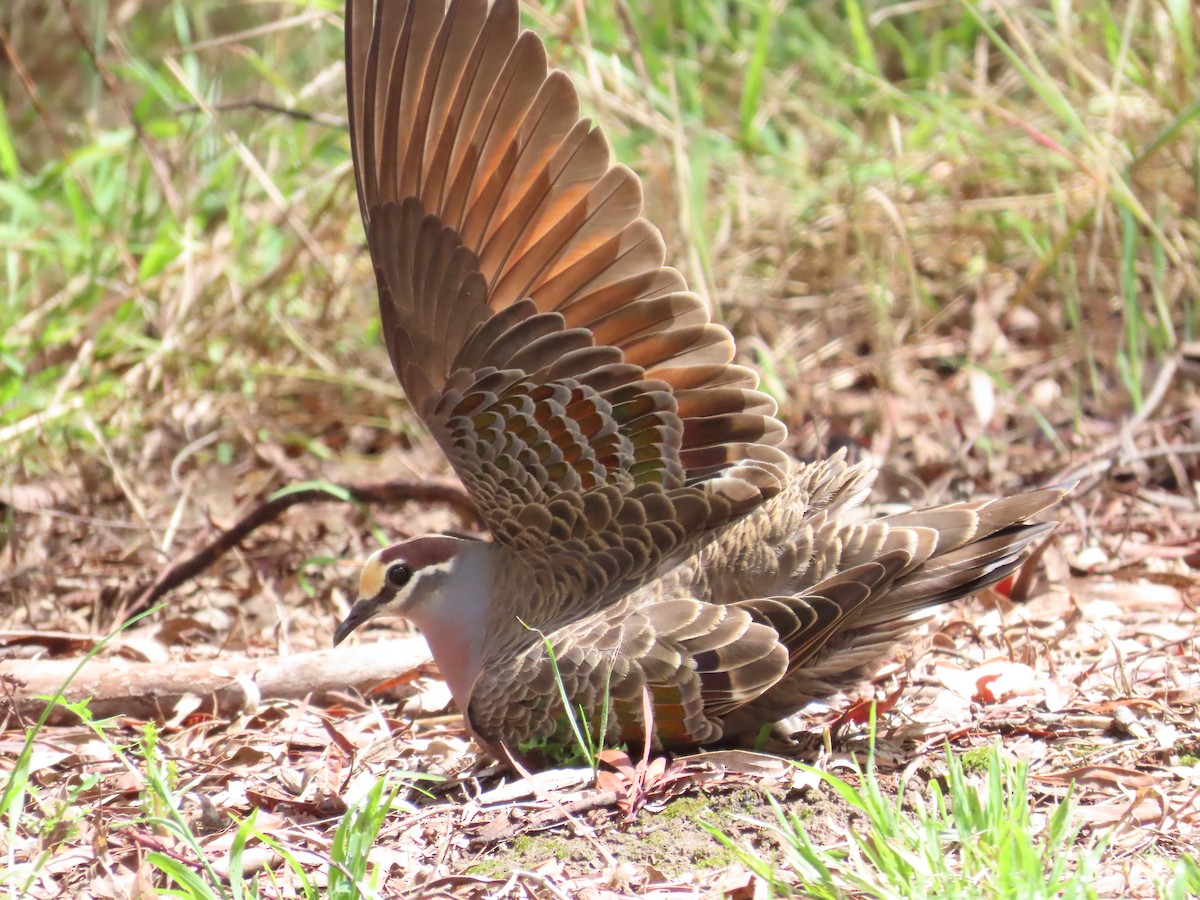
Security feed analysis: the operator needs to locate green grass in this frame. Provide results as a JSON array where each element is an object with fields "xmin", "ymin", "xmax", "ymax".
[
  {"xmin": 140, "ymin": 746, "xmax": 427, "ymax": 899},
  {"xmin": 2, "ymin": 0, "xmax": 355, "ymax": 467},
  {"xmin": 4, "ymin": 0, "xmax": 1197, "ymax": 463},
  {"xmin": 708, "ymin": 735, "xmax": 1197, "ymax": 899}
]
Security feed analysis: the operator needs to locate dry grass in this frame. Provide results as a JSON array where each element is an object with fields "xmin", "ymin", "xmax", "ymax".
[{"xmin": 2, "ymin": 0, "xmax": 1200, "ymax": 896}]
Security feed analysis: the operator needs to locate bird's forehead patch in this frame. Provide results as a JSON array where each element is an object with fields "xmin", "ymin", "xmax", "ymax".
[{"xmin": 358, "ymin": 557, "xmax": 386, "ymax": 600}]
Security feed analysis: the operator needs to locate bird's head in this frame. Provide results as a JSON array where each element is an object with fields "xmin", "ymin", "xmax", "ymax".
[
  {"xmin": 333, "ymin": 534, "xmax": 499, "ymax": 712},
  {"xmin": 333, "ymin": 534, "xmax": 487, "ymax": 646}
]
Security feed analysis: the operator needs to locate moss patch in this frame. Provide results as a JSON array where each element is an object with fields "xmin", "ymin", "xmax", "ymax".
[{"xmin": 959, "ymin": 745, "xmax": 995, "ymax": 774}]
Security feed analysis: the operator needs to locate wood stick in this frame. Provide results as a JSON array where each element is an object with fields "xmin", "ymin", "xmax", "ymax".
[{"xmin": 0, "ymin": 637, "xmax": 431, "ymax": 724}]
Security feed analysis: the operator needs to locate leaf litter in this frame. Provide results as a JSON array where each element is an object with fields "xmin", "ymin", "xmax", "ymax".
[
  {"xmin": 3, "ymin": 3, "xmax": 1200, "ymax": 896},
  {"xmin": 4, "ymin": 363, "xmax": 1198, "ymax": 897}
]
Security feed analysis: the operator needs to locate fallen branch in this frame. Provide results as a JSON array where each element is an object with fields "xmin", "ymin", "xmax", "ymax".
[
  {"xmin": 0, "ymin": 637, "xmax": 431, "ymax": 724},
  {"xmin": 119, "ymin": 477, "xmax": 478, "ymax": 620}
]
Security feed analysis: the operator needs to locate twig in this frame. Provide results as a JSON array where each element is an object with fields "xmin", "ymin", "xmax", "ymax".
[
  {"xmin": 173, "ymin": 99, "xmax": 344, "ymax": 128},
  {"xmin": 161, "ymin": 55, "xmax": 328, "ymax": 271},
  {"xmin": 1008, "ymin": 527, "xmax": 1060, "ymax": 603},
  {"xmin": 116, "ymin": 478, "xmax": 478, "ymax": 621},
  {"xmin": 510, "ymin": 871, "xmax": 575, "ymax": 900}
]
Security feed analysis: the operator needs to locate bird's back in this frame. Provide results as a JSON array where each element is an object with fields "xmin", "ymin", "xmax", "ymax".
[{"xmin": 465, "ymin": 453, "xmax": 1063, "ymax": 751}]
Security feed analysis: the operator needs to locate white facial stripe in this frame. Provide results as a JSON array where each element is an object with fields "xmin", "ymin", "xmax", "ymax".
[{"xmin": 405, "ymin": 562, "xmax": 454, "ymax": 598}]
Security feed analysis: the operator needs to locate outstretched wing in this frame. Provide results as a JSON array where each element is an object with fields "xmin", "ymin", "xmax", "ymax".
[{"xmin": 346, "ymin": 0, "xmax": 789, "ymax": 617}]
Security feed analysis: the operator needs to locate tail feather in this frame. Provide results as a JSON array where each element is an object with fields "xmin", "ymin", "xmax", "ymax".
[
  {"xmin": 737, "ymin": 484, "xmax": 1067, "ymax": 718},
  {"xmin": 620, "ymin": 466, "xmax": 1069, "ymax": 741},
  {"xmin": 858, "ymin": 520, "xmax": 1057, "ymax": 624}
]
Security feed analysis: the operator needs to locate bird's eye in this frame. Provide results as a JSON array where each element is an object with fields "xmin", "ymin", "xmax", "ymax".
[{"xmin": 386, "ymin": 563, "xmax": 412, "ymax": 589}]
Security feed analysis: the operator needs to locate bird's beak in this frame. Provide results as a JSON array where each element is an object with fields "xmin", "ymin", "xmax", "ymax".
[{"xmin": 333, "ymin": 598, "xmax": 376, "ymax": 646}]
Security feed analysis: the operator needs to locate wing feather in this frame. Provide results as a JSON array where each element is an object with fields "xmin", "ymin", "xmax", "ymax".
[{"xmin": 347, "ymin": 0, "xmax": 789, "ymax": 622}]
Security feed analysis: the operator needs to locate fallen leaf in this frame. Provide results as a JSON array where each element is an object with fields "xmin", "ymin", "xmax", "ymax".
[
  {"xmin": 936, "ymin": 660, "xmax": 1040, "ymax": 705},
  {"xmin": 1033, "ymin": 765, "xmax": 1161, "ymax": 791}
]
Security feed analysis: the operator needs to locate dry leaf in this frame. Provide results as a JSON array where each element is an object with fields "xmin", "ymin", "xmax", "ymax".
[{"xmin": 1033, "ymin": 765, "xmax": 1161, "ymax": 791}]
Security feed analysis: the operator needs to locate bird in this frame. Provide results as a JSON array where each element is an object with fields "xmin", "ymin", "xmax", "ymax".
[{"xmin": 332, "ymin": 0, "xmax": 1065, "ymax": 758}]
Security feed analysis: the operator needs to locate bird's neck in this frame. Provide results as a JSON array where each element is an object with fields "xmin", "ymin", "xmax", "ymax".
[{"xmin": 406, "ymin": 543, "xmax": 500, "ymax": 714}]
